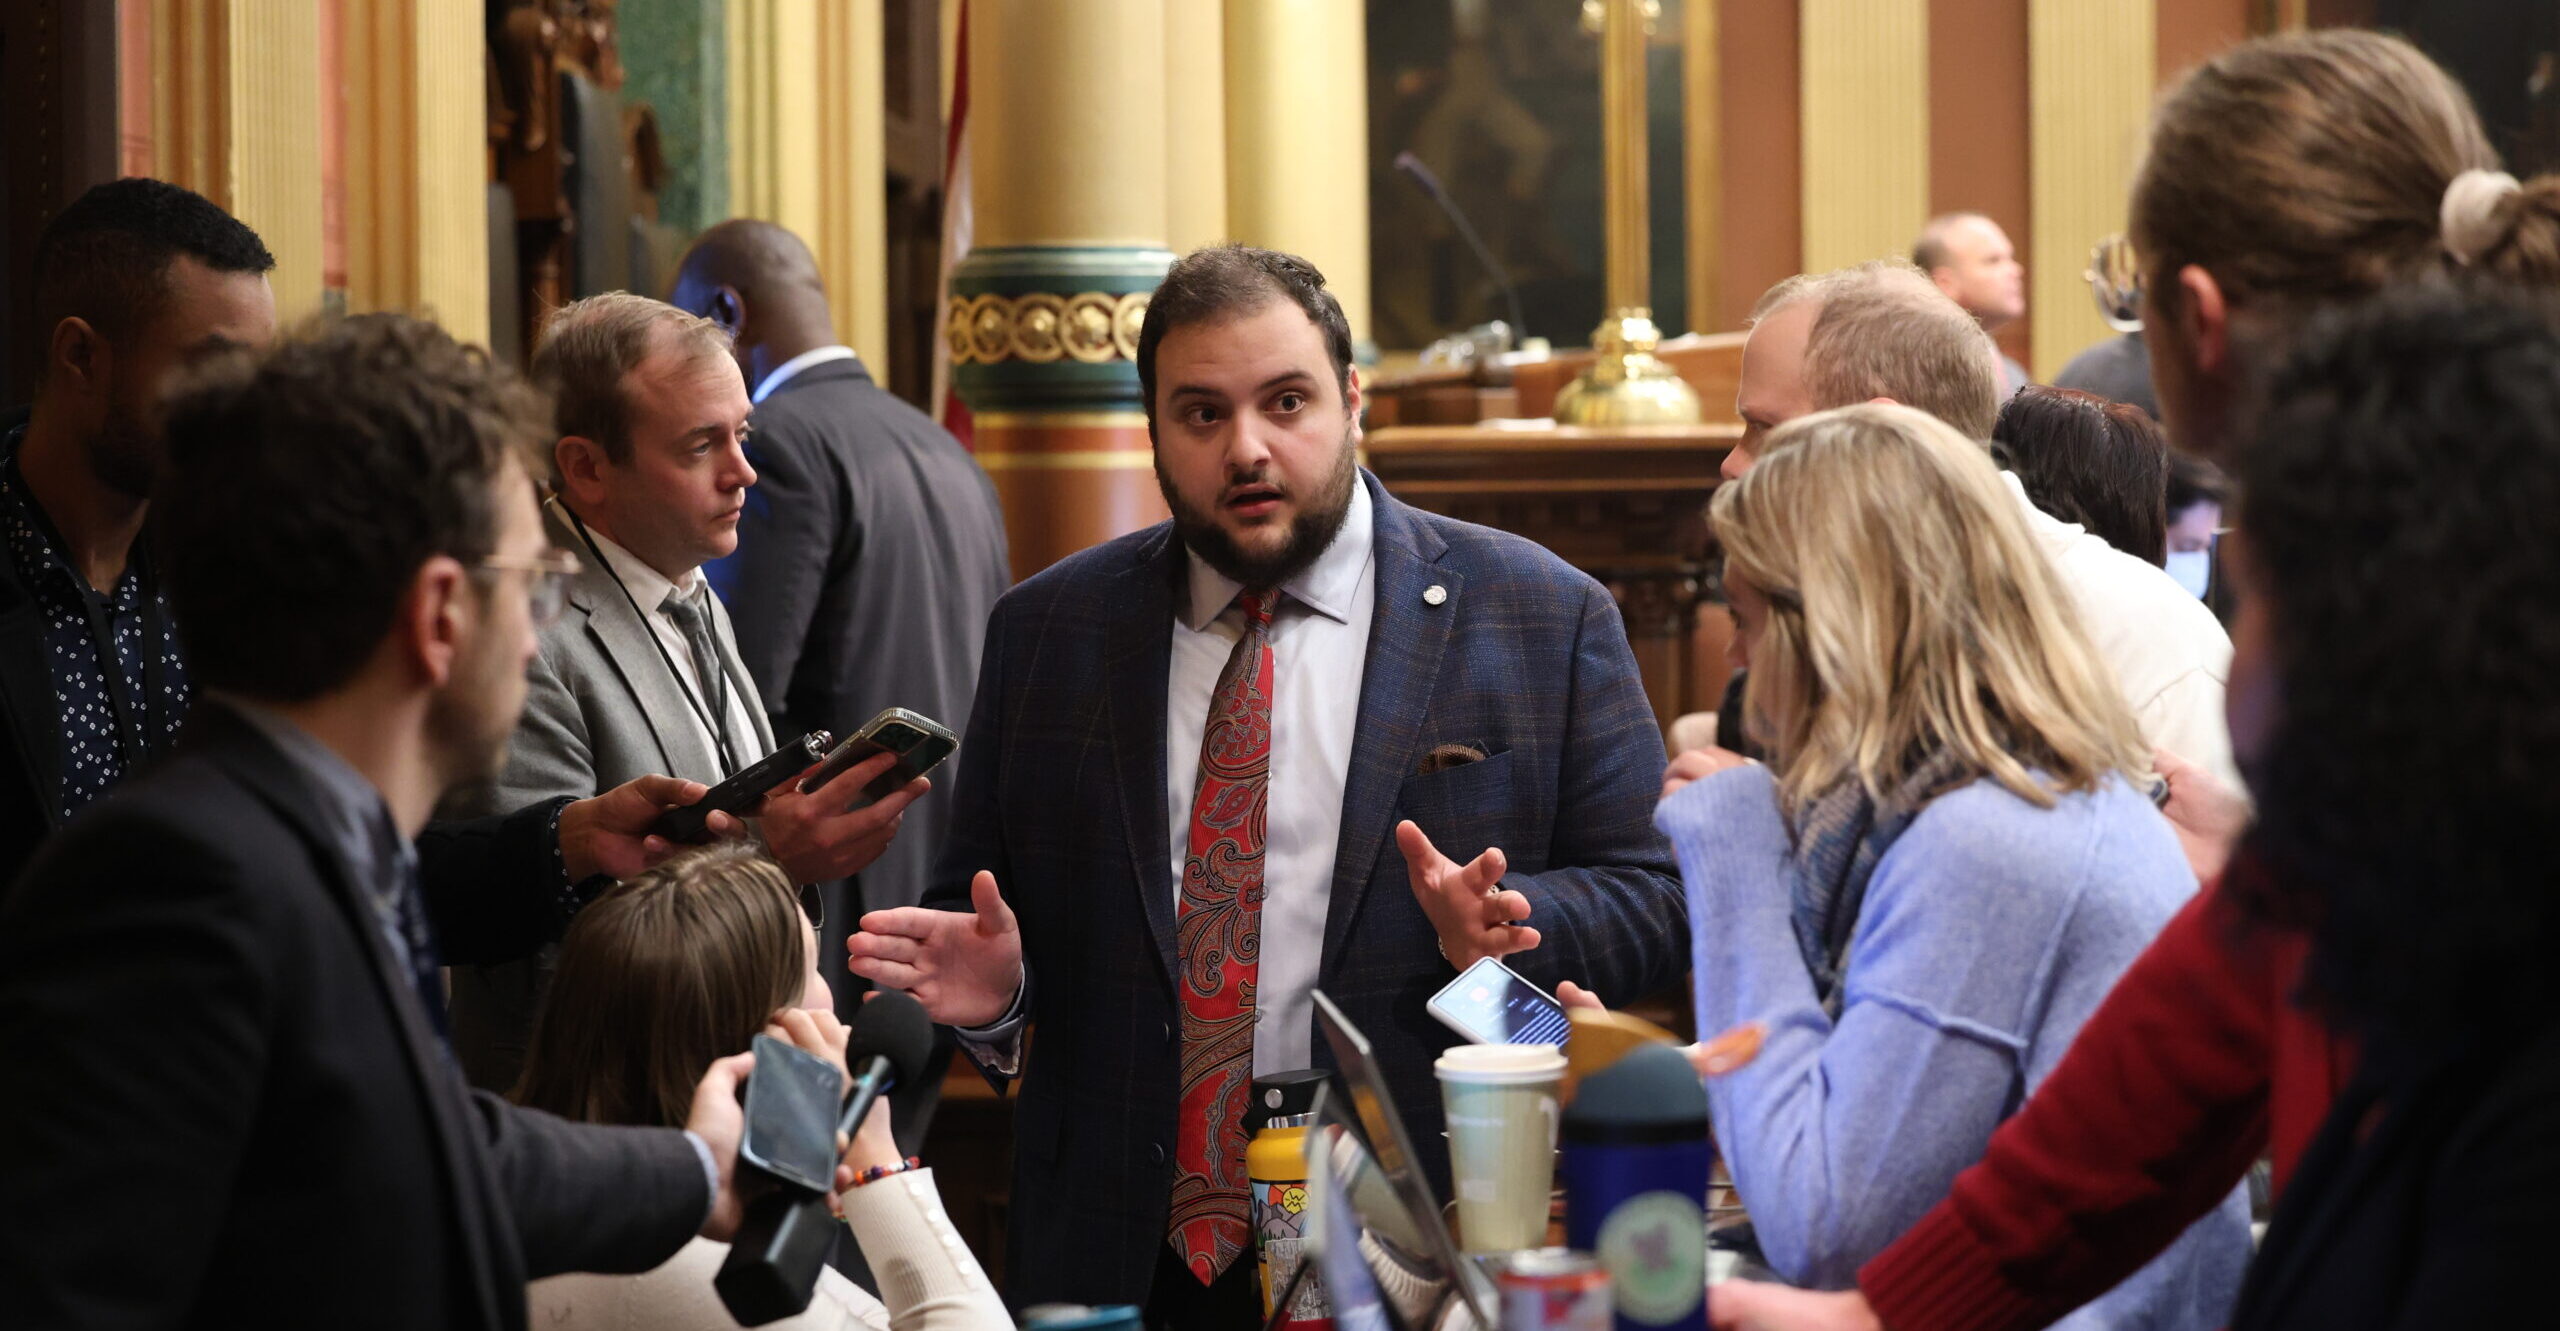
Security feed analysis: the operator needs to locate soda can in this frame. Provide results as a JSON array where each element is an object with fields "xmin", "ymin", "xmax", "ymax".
[{"xmin": 1497, "ymin": 1248, "xmax": 1611, "ymax": 1331}]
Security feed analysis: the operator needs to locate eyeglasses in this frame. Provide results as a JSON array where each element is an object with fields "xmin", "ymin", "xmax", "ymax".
[
  {"xmin": 475, "ymin": 549, "xmax": 582, "ymax": 627},
  {"xmin": 2086, "ymin": 233, "xmax": 2144, "ymax": 333}
]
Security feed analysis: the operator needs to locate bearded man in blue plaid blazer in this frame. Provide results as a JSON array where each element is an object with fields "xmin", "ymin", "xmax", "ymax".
[{"xmin": 849, "ymin": 246, "xmax": 1688, "ymax": 1319}]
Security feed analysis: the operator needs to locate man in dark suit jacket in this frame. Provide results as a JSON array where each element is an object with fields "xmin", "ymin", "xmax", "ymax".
[
  {"xmin": 849, "ymin": 247, "xmax": 1689, "ymax": 1319},
  {"xmin": 673, "ymin": 220, "xmax": 1009, "ymax": 926},
  {"xmin": 0, "ymin": 315, "xmax": 778, "ymax": 1328}
]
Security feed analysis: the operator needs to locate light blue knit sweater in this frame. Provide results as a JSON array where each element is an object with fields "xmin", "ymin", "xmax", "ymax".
[{"xmin": 1657, "ymin": 764, "xmax": 2253, "ymax": 1330}]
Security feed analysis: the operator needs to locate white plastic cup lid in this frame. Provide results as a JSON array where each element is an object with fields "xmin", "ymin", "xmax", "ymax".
[{"xmin": 1435, "ymin": 1042, "xmax": 1566, "ymax": 1083}]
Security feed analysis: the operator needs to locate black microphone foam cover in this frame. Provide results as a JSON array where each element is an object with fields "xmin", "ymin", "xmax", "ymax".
[{"xmin": 846, "ymin": 988, "xmax": 936, "ymax": 1089}]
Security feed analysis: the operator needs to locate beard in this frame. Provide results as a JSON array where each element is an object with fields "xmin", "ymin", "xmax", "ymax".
[
  {"xmin": 1158, "ymin": 427, "xmax": 1359, "ymax": 592},
  {"xmin": 85, "ymin": 388, "xmax": 159, "ymax": 500},
  {"xmin": 426, "ymin": 616, "xmax": 529, "ymax": 797}
]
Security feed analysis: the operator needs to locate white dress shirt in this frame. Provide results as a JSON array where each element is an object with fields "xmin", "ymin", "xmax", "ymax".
[
  {"xmin": 566, "ymin": 504, "xmax": 767, "ymax": 773},
  {"xmin": 955, "ymin": 483, "xmax": 1379, "ymax": 1075},
  {"xmin": 751, "ymin": 344, "xmax": 861, "ymax": 404},
  {"xmin": 1165, "ymin": 479, "xmax": 1376, "ymax": 1075},
  {"xmin": 2000, "ymin": 471, "xmax": 2242, "ymax": 793}
]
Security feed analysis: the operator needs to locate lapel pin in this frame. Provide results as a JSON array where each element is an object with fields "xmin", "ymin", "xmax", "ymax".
[{"xmin": 1423, "ymin": 584, "xmax": 1449, "ymax": 607}]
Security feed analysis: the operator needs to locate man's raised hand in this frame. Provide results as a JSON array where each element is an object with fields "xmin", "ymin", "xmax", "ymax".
[{"xmin": 844, "ymin": 870, "xmax": 1022, "ymax": 1028}]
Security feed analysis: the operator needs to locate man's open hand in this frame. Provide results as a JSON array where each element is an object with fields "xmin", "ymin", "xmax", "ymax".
[
  {"xmin": 1397, "ymin": 820, "xmax": 1538, "ymax": 970},
  {"xmin": 845, "ymin": 870, "xmax": 1022, "ymax": 1028}
]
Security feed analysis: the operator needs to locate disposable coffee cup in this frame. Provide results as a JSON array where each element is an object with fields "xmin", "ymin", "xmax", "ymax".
[{"xmin": 1435, "ymin": 1042, "xmax": 1565, "ymax": 1253}]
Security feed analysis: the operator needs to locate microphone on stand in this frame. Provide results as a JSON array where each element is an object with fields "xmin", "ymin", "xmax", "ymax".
[
  {"xmin": 716, "ymin": 989, "xmax": 937, "ymax": 1326},
  {"xmin": 1393, "ymin": 150, "xmax": 1529, "ymax": 342}
]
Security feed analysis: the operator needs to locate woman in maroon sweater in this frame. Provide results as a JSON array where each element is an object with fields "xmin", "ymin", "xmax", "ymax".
[{"xmin": 1710, "ymin": 29, "xmax": 2560, "ymax": 1331}]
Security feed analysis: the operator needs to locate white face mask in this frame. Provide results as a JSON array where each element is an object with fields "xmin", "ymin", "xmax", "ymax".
[{"xmin": 2165, "ymin": 549, "xmax": 2213, "ymax": 599}]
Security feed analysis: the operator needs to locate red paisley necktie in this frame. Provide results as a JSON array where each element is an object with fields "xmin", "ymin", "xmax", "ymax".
[{"xmin": 1168, "ymin": 588, "xmax": 1276, "ymax": 1283}]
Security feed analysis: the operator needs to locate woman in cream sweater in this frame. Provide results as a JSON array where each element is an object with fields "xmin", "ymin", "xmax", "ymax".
[{"xmin": 514, "ymin": 840, "xmax": 1009, "ymax": 1331}]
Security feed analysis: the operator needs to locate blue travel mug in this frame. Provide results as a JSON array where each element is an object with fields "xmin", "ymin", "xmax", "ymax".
[{"xmin": 1560, "ymin": 1042, "xmax": 1712, "ymax": 1331}]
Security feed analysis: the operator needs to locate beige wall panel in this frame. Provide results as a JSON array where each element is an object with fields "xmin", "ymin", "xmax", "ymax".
[
  {"xmin": 2029, "ymin": 0, "xmax": 2153, "ymax": 376},
  {"xmin": 342, "ymin": 0, "xmax": 489, "ymax": 344},
  {"xmin": 1800, "ymin": 0, "xmax": 1928, "ymax": 274}
]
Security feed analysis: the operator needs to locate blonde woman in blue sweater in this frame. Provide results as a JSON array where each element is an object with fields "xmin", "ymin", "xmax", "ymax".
[{"xmin": 1657, "ymin": 404, "xmax": 2250, "ymax": 1327}]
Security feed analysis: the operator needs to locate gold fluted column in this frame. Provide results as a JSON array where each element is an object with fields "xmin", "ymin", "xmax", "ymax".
[
  {"xmin": 731, "ymin": 0, "xmax": 889, "ymax": 376},
  {"xmin": 148, "ymin": 0, "xmax": 325, "ymax": 320},
  {"xmin": 1221, "ymin": 0, "xmax": 1369, "ymax": 346},
  {"xmin": 1164, "ymin": 0, "xmax": 1227, "ymax": 254},
  {"xmin": 815, "ymin": 0, "xmax": 889, "ymax": 378},
  {"xmin": 1684, "ymin": 0, "xmax": 1722, "ymax": 336},
  {"xmin": 2029, "ymin": 0, "xmax": 2153, "ymax": 376},
  {"xmin": 954, "ymin": 0, "xmax": 1173, "ymax": 579},
  {"xmin": 1798, "ymin": 0, "xmax": 1927, "ymax": 273},
  {"xmin": 341, "ymin": 0, "xmax": 489, "ymax": 345}
]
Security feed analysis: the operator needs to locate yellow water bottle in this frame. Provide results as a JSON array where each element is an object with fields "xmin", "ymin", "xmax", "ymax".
[{"xmin": 1247, "ymin": 1071, "xmax": 1332, "ymax": 1331}]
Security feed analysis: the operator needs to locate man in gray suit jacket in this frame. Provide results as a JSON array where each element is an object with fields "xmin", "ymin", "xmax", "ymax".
[
  {"xmin": 443, "ymin": 292, "xmax": 926, "ymax": 1092},
  {"xmin": 673, "ymin": 222, "xmax": 1009, "ymax": 927}
]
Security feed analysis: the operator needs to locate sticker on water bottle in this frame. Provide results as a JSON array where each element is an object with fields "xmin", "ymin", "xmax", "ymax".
[
  {"xmin": 1256, "ymin": 1180, "xmax": 1330, "ymax": 1322},
  {"xmin": 1595, "ymin": 1191, "xmax": 1706, "ymax": 1325}
]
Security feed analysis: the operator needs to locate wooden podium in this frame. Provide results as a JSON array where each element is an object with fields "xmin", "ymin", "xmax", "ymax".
[{"xmin": 1363, "ymin": 421, "xmax": 1740, "ymax": 731}]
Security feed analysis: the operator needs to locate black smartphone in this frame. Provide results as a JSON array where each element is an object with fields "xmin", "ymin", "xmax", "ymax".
[
  {"xmin": 736, "ymin": 1032, "xmax": 842, "ymax": 1195},
  {"xmin": 798, "ymin": 707, "xmax": 957, "ymax": 800},
  {"xmin": 652, "ymin": 730, "xmax": 834, "ymax": 843}
]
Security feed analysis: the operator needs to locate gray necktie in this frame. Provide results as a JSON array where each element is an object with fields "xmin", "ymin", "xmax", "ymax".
[{"xmin": 659, "ymin": 586, "xmax": 735, "ymax": 767}]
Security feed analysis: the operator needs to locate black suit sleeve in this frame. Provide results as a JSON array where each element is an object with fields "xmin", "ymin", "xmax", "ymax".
[
  {"xmin": 924, "ymin": 596, "xmax": 1011, "ymax": 916},
  {"xmin": 724, "ymin": 422, "xmax": 848, "ymax": 726},
  {"xmin": 415, "ymin": 796, "xmax": 578, "ymax": 966},
  {"xmin": 0, "ymin": 817, "xmax": 276, "ymax": 1326},
  {"xmin": 471, "ymin": 1091, "xmax": 709, "ymax": 1279}
]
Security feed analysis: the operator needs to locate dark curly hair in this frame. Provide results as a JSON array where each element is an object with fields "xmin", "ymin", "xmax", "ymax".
[
  {"xmin": 154, "ymin": 313, "xmax": 553, "ymax": 701},
  {"xmin": 1136, "ymin": 244, "xmax": 1354, "ymax": 430},
  {"xmin": 33, "ymin": 178, "xmax": 275, "ymax": 361},
  {"xmin": 2232, "ymin": 283, "xmax": 2560, "ymax": 1050}
]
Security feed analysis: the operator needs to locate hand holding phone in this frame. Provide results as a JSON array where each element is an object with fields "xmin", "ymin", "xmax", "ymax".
[
  {"xmin": 736, "ymin": 1032, "xmax": 845, "ymax": 1195},
  {"xmin": 652, "ymin": 731, "xmax": 834, "ymax": 844},
  {"xmin": 1428, "ymin": 955, "xmax": 1571, "ymax": 1046},
  {"xmin": 800, "ymin": 708, "xmax": 957, "ymax": 801}
]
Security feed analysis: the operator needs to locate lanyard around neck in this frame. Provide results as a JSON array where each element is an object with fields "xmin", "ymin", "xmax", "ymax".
[{"xmin": 558, "ymin": 503, "xmax": 743, "ymax": 775}]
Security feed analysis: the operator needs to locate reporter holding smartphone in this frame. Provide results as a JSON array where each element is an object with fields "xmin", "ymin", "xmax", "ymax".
[
  {"xmin": 1656, "ymin": 404, "xmax": 2246, "ymax": 1324},
  {"xmin": 0, "ymin": 315, "xmax": 784, "ymax": 1330},
  {"xmin": 440, "ymin": 293, "xmax": 928, "ymax": 1095}
]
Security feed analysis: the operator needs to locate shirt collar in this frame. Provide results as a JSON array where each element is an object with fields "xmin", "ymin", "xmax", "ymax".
[
  {"xmin": 752, "ymin": 345, "xmax": 861, "ymax": 404},
  {"xmin": 211, "ymin": 692, "xmax": 412, "ymax": 875},
  {"xmin": 1179, "ymin": 476, "xmax": 1374, "ymax": 632},
  {"xmin": 554, "ymin": 498, "xmax": 706, "ymax": 610}
]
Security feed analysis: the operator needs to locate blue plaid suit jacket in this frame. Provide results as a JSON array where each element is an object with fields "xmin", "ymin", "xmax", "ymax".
[{"xmin": 927, "ymin": 472, "xmax": 1687, "ymax": 1306}]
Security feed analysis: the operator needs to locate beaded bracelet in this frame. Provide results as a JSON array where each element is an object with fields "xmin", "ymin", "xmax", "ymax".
[{"xmin": 849, "ymin": 1156, "xmax": 924, "ymax": 1189}]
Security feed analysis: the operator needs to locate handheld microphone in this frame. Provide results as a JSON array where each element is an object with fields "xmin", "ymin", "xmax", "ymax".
[
  {"xmin": 1393, "ymin": 150, "xmax": 1529, "ymax": 340},
  {"xmin": 716, "ymin": 989, "xmax": 937, "ymax": 1326}
]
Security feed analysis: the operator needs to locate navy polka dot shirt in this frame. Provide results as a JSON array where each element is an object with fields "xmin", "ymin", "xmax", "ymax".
[{"xmin": 0, "ymin": 436, "xmax": 189, "ymax": 822}]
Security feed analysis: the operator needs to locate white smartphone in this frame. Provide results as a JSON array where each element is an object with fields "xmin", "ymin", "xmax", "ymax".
[{"xmin": 1426, "ymin": 955, "xmax": 1572, "ymax": 1046}]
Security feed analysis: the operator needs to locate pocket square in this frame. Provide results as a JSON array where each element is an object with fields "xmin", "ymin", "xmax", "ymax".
[{"xmin": 1416, "ymin": 742, "xmax": 1489, "ymax": 775}]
